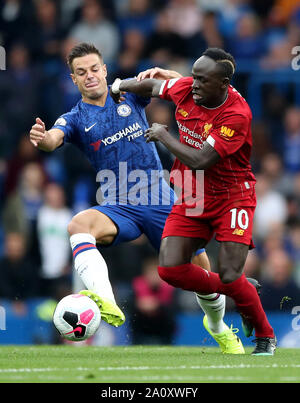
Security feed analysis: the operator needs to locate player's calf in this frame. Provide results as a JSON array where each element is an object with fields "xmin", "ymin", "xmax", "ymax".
[{"xmin": 241, "ymin": 278, "xmax": 262, "ymax": 337}]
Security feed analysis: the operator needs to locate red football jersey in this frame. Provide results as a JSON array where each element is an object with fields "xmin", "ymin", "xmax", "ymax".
[{"xmin": 159, "ymin": 77, "xmax": 256, "ymax": 200}]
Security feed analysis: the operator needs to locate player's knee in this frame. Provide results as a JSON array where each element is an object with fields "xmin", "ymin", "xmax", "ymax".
[
  {"xmin": 68, "ymin": 210, "xmax": 117, "ymax": 244},
  {"xmin": 218, "ymin": 243, "xmax": 249, "ymax": 284},
  {"xmin": 158, "ymin": 241, "xmax": 187, "ymax": 268},
  {"xmin": 67, "ymin": 211, "xmax": 96, "ymax": 236},
  {"xmin": 67, "ymin": 216, "xmax": 87, "ymax": 236},
  {"xmin": 218, "ymin": 266, "xmax": 242, "ymax": 284}
]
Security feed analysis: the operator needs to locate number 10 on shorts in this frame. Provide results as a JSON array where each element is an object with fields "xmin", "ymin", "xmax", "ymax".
[{"xmin": 230, "ymin": 208, "xmax": 249, "ymax": 230}]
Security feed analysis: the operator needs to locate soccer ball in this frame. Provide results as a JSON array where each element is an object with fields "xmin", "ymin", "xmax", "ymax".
[{"xmin": 53, "ymin": 294, "xmax": 101, "ymax": 341}]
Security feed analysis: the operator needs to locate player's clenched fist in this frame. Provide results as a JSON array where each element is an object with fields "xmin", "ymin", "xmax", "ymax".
[
  {"xmin": 30, "ymin": 117, "xmax": 46, "ymax": 147},
  {"xmin": 144, "ymin": 123, "xmax": 169, "ymax": 143}
]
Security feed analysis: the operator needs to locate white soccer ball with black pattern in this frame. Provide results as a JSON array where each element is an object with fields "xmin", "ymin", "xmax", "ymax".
[{"xmin": 53, "ymin": 294, "xmax": 101, "ymax": 341}]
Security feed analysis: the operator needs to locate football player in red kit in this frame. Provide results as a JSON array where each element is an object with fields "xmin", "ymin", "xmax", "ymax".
[{"xmin": 111, "ymin": 48, "xmax": 276, "ymax": 355}]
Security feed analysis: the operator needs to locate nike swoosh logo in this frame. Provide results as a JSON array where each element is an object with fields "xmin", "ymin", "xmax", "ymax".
[
  {"xmin": 85, "ymin": 123, "xmax": 97, "ymax": 132},
  {"xmin": 65, "ymin": 326, "xmax": 83, "ymax": 335}
]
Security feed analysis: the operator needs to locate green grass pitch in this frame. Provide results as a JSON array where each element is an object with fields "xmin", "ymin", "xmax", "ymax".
[{"xmin": 0, "ymin": 346, "xmax": 299, "ymax": 383}]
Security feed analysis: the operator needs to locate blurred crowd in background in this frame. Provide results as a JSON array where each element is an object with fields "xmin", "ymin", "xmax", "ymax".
[{"xmin": 0, "ymin": 0, "xmax": 300, "ymax": 345}]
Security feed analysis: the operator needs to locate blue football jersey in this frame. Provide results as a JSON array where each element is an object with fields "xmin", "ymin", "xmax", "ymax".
[{"xmin": 52, "ymin": 90, "xmax": 173, "ymax": 206}]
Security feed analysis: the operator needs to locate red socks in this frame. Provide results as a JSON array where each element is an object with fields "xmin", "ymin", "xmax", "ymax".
[
  {"xmin": 158, "ymin": 264, "xmax": 221, "ymax": 294},
  {"xmin": 158, "ymin": 264, "xmax": 274, "ymax": 338},
  {"xmin": 218, "ymin": 274, "xmax": 274, "ymax": 338}
]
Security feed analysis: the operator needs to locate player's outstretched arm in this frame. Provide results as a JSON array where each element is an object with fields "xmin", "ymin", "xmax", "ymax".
[
  {"xmin": 110, "ymin": 78, "xmax": 163, "ymax": 103},
  {"xmin": 30, "ymin": 117, "xmax": 64, "ymax": 152},
  {"xmin": 136, "ymin": 67, "xmax": 183, "ymax": 81}
]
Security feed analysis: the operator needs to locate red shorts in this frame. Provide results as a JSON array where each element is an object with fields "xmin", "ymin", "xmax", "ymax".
[{"xmin": 162, "ymin": 190, "xmax": 256, "ymax": 248}]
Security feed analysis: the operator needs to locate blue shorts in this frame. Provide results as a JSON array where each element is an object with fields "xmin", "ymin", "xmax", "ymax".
[{"xmin": 91, "ymin": 203, "xmax": 205, "ymax": 255}]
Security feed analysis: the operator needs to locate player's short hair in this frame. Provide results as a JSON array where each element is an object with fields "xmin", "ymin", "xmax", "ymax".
[
  {"xmin": 67, "ymin": 42, "xmax": 103, "ymax": 72},
  {"xmin": 202, "ymin": 48, "xmax": 236, "ymax": 80}
]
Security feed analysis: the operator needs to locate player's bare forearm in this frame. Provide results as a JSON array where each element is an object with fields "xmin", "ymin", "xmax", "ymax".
[
  {"xmin": 145, "ymin": 123, "xmax": 220, "ymax": 170},
  {"xmin": 30, "ymin": 118, "xmax": 64, "ymax": 151},
  {"xmin": 37, "ymin": 133, "xmax": 60, "ymax": 152},
  {"xmin": 120, "ymin": 78, "xmax": 162, "ymax": 98},
  {"xmin": 110, "ymin": 78, "xmax": 163, "ymax": 103},
  {"xmin": 36, "ymin": 137, "xmax": 52, "ymax": 152}
]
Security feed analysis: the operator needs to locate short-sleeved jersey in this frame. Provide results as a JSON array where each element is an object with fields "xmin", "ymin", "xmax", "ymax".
[
  {"xmin": 52, "ymin": 90, "xmax": 173, "ymax": 206},
  {"xmin": 159, "ymin": 77, "xmax": 256, "ymax": 200}
]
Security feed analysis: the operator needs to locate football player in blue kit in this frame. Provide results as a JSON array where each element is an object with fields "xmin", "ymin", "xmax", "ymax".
[{"xmin": 29, "ymin": 43, "xmax": 244, "ymax": 353}]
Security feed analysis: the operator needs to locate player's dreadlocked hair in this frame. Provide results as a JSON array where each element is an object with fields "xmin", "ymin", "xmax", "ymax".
[
  {"xmin": 202, "ymin": 48, "xmax": 236, "ymax": 80},
  {"xmin": 67, "ymin": 42, "xmax": 103, "ymax": 72}
]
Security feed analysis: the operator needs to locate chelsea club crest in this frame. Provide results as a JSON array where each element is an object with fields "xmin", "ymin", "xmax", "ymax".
[{"xmin": 117, "ymin": 104, "xmax": 131, "ymax": 117}]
